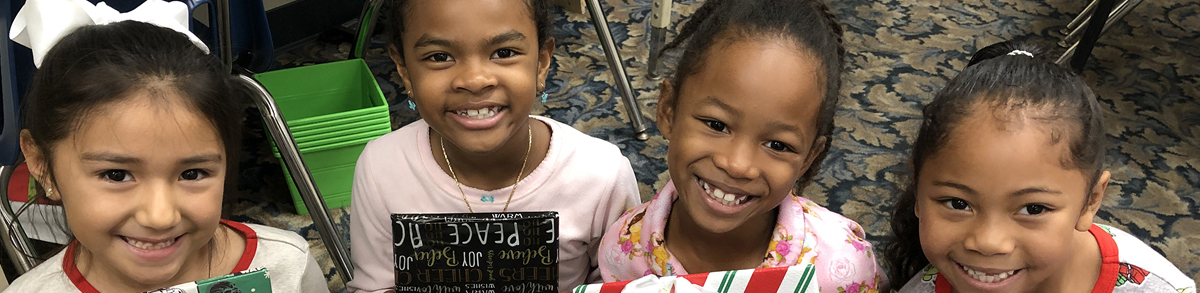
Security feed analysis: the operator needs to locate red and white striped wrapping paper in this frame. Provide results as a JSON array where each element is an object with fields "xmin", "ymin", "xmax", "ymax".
[{"xmin": 573, "ymin": 264, "xmax": 818, "ymax": 293}]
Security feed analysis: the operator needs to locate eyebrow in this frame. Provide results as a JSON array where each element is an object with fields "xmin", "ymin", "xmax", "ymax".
[
  {"xmin": 82, "ymin": 152, "xmax": 222, "ymax": 165},
  {"xmin": 413, "ymin": 34, "xmax": 458, "ymax": 50},
  {"xmin": 931, "ymin": 181, "xmax": 1062, "ymax": 197},
  {"xmin": 485, "ymin": 30, "xmax": 526, "ymax": 47},
  {"xmin": 701, "ymin": 96, "xmax": 740, "ymax": 118},
  {"xmin": 179, "ymin": 154, "xmax": 224, "ymax": 165},
  {"xmin": 412, "ymin": 30, "xmax": 528, "ymax": 50},
  {"xmin": 82, "ymin": 152, "xmax": 140, "ymax": 164}
]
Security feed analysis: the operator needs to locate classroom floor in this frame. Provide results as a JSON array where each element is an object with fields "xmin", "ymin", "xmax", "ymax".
[{"xmin": 229, "ymin": 0, "xmax": 1200, "ymax": 291}]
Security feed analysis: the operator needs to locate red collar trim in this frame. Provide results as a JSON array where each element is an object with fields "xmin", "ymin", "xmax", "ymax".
[
  {"xmin": 1088, "ymin": 224, "xmax": 1120, "ymax": 293},
  {"xmin": 64, "ymin": 220, "xmax": 258, "ymax": 292},
  {"xmin": 933, "ymin": 224, "xmax": 1121, "ymax": 293}
]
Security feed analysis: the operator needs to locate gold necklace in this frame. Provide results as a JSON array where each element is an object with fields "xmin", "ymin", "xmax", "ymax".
[{"xmin": 440, "ymin": 124, "xmax": 533, "ymax": 213}]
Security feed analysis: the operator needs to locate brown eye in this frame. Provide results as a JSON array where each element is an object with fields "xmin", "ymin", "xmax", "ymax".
[
  {"xmin": 180, "ymin": 169, "xmax": 209, "ymax": 181},
  {"xmin": 1019, "ymin": 204, "xmax": 1048, "ymax": 215},
  {"xmin": 425, "ymin": 53, "xmax": 453, "ymax": 62},
  {"xmin": 702, "ymin": 119, "xmax": 728, "ymax": 133},
  {"xmin": 491, "ymin": 49, "xmax": 517, "ymax": 59},
  {"xmin": 101, "ymin": 170, "xmax": 132, "ymax": 182},
  {"xmin": 764, "ymin": 141, "xmax": 792, "ymax": 152},
  {"xmin": 943, "ymin": 198, "xmax": 970, "ymax": 210}
]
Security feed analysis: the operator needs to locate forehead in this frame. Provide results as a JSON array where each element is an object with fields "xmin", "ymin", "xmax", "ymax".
[
  {"xmin": 401, "ymin": 0, "xmax": 536, "ymax": 45},
  {"xmin": 924, "ymin": 110, "xmax": 1090, "ymax": 193},
  {"xmin": 677, "ymin": 40, "xmax": 825, "ymax": 133},
  {"xmin": 66, "ymin": 91, "xmax": 222, "ymax": 155}
]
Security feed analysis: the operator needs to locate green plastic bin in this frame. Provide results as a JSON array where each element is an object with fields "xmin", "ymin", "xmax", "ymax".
[
  {"xmin": 255, "ymin": 59, "xmax": 388, "ymax": 126},
  {"xmin": 256, "ymin": 58, "xmax": 391, "ymax": 213}
]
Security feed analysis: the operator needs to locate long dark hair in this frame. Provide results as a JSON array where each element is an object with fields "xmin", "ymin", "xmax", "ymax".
[
  {"xmin": 661, "ymin": 0, "xmax": 845, "ymax": 191},
  {"xmin": 18, "ymin": 20, "xmax": 242, "ymax": 261},
  {"xmin": 884, "ymin": 40, "xmax": 1106, "ymax": 284}
]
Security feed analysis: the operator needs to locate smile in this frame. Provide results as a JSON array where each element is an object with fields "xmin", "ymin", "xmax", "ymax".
[
  {"xmin": 960, "ymin": 263, "xmax": 1021, "ymax": 283},
  {"xmin": 122, "ymin": 236, "xmax": 178, "ymax": 250},
  {"xmin": 700, "ymin": 179, "xmax": 750, "ymax": 206},
  {"xmin": 453, "ymin": 106, "xmax": 503, "ymax": 119}
]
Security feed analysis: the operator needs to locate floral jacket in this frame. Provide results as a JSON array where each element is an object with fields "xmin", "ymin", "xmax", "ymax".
[{"xmin": 598, "ymin": 180, "xmax": 888, "ymax": 293}]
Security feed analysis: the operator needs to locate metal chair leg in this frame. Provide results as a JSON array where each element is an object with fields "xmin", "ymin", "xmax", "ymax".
[
  {"xmin": 234, "ymin": 75, "xmax": 354, "ymax": 283},
  {"xmin": 646, "ymin": 0, "xmax": 672, "ymax": 81},
  {"xmin": 1057, "ymin": 0, "xmax": 1143, "ymax": 70},
  {"xmin": 0, "ymin": 165, "xmax": 38, "ymax": 274},
  {"xmin": 585, "ymin": 0, "xmax": 650, "ymax": 141},
  {"xmin": 1060, "ymin": 0, "xmax": 1132, "ymax": 47},
  {"xmin": 1063, "ymin": 0, "xmax": 1100, "ymax": 34}
]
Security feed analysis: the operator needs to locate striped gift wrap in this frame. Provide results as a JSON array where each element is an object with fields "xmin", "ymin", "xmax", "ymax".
[{"xmin": 573, "ymin": 264, "xmax": 818, "ymax": 293}]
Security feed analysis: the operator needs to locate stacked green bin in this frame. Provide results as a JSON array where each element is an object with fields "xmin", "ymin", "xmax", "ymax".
[{"xmin": 255, "ymin": 59, "xmax": 391, "ymax": 214}]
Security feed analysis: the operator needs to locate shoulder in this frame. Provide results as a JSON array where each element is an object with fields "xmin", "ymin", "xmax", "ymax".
[
  {"xmin": 243, "ymin": 223, "xmax": 312, "ymax": 255},
  {"xmin": 7, "ymin": 250, "xmax": 79, "ymax": 292},
  {"xmin": 896, "ymin": 265, "xmax": 938, "ymax": 293},
  {"xmin": 538, "ymin": 116, "xmax": 625, "ymax": 161},
  {"xmin": 360, "ymin": 119, "xmax": 425, "ymax": 159},
  {"xmin": 1098, "ymin": 224, "xmax": 1196, "ymax": 290},
  {"xmin": 787, "ymin": 196, "xmax": 868, "ymax": 238}
]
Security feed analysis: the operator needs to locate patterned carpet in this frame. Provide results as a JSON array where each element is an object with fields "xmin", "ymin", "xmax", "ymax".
[{"xmin": 229, "ymin": 0, "xmax": 1200, "ymax": 291}]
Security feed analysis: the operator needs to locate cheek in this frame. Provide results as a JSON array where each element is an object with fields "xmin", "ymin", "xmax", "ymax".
[{"xmin": 916, "ymin": 211, "xmax": 958, "ymax": 256}]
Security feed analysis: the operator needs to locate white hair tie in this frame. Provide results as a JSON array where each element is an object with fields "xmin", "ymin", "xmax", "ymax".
[
  {"xmin": 1007, "ymin": 49, "xmax": 1034, "ymax": 57},
  {"xmin": 9, "ymin": 0, "xmax": 209, "ymax": 68}
]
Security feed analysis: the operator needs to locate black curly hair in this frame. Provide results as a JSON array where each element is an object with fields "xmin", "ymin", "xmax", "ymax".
[
  {"xmin": 660, "ymin": 0, "xmax": 846, "ymax": 191},
  {"xmin": 883, "ymin": 40, "xmax": 1107, "ymax": 285}
]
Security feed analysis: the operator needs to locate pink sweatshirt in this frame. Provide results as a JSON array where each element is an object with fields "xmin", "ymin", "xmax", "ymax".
[{"xmin": 347, "ymin": 116, "xmax": 641, "ymax": 292}]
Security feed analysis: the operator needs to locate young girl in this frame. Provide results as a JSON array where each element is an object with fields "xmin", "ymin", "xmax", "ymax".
[
  {"xmin": 5, "ymin": 20, "xmax": 328, "ymax": 292},
  {"xmin": 597, "ymin": 0, "xmax": 887, "ymax": 291},
  {"xmin": 347, "ymin": 0, "xmax": 641, "ymax": 291},
  {"xmin": 886, "ymin": 41, "xmax": 1196, "ymax": 292}
]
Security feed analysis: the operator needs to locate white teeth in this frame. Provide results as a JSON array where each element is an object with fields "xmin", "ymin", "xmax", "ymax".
[
  {"xmin": 700, "ymin": 181, "xmax": 748, "ymax": 206},
  {"xmin": 455, "ymin": 107, "xmax": 501, "ymax": 119},
  {"xmin": 126, "ymin": 237, "xmax": 175, "ymax": 250},
  {"xmin": 962, "ymin": 265, "xmax": 1017, "ymax": 283}
]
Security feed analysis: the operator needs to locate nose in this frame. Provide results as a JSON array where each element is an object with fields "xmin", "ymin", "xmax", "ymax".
[
  {"xmin": 962, "ymin": 216, "xmax": 1016, "ymax": 256},
  {"xmin": 135, "ymin": 181, "xmax": 181, "ymax": 231},
  {"xmin": 451, "ymin": 58, "xmax": 497, "ymax": 93},
  {"xmin": 713, "ymin": 137, "xmax": 761, "ymax": 180}
]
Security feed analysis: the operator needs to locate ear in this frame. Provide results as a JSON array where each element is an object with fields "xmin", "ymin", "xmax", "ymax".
[
  {"xmin": 19, "ymin": 130, "xmax": 57, "ymax": 201},
  {"xmin": 1075, "ymin": 171, "xmax": 1110, "ymax": 231},
  {"xmin": 656, "ymin": 79, "xmax": 678, "ymax": 140},
  {"xmin": 536, "ymin": 38, "xmax": 555, "ymax": 92},
  {"xmin": 389, "ymin": 44, "xmax": 415, "ymax": 95},
  {"xmin": 800, "ymin": 136, "xmax": 827, "ymax": 175}
]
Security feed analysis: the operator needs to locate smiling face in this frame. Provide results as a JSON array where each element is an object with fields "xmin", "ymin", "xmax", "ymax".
[
  {"xmin": 657, "ymin": 39, "xmax": 827, "ymax": 234},
  {"xmin": 914, "ymin": 107, "xmax": 1108, "ymax": 292},
  {"xmin": 25, "ymin": 91, "xmax": 227, "ymax": 290},
  {"xmin": 390, "ymin": 0, "xmax": 552, "ymax": 154}
]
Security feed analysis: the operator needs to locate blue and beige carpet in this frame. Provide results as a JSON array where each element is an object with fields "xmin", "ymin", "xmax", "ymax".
[{"xmin": 231, "ymin": 0, "xmax": 1200, "ymax": 291}]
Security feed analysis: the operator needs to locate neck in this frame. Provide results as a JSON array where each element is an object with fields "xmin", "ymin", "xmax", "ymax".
[
  {"xmin": 78, "ymin": 226, "xmax": 238, "ymax": 292},
  {"xmin": 665, "ymin": 202, "xmax": 777, "ymax": 273},
  {"xmin": 1063, "ymin": 227, "xmax": 1103, "ymax": 293},
  {"xmin": 432, "ymin": 117, "xmax": 550, "ymax": 191},
  {"xmin": 1022, "ymin": 227, "xmax": 1102, "ymax": 293}
]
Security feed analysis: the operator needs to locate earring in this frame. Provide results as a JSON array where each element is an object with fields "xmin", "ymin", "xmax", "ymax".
[
  {"xmin": 46, "ymin": 187, "xmax": 53, "ymax": 198},
  {"xmin": 407, "ymin": 99, "xmax": 416, "ymax": 110},
  {"xmin": 539, "ymin": 92, "xmax": 548, "ymax": 103}
]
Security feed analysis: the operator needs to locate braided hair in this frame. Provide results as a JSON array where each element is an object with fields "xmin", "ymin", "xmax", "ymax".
[
  {"xmin": 883, "ymin": 40, "xmax": 1106, "ymax": 284},
  {"xmin": 661, "ymin": 0, "xmax": 846, "ymax": 191}
]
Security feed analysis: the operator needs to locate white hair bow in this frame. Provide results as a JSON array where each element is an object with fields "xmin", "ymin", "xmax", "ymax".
[{"xmin": 9, "ymin": 0, "xmax": 209, "ymax": 67}]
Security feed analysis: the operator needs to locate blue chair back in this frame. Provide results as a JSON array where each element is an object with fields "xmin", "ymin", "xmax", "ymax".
[
  {"xmin": 1, "ymin": 0, "xmax": 35, "ymax": 166},
  {"xmin": 1, "ymin": 0, "xmax": 274, "ymax": 166}
]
